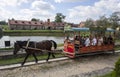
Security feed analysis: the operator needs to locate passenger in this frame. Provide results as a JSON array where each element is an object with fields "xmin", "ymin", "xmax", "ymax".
[
  {"xmin": 84, "ymin": 36, "xmax": 90, "ymax": 47},
  {"xmin": 81, "ymin": 36, "xmax": 86, "ymax": 47},
  {"xmin": 74, "ymin": 36, "xmax": 80, "ymax": 44},
  {"xmin": 103, "ymin": 36, "xmax": 108, "ymax": 45},
  {"xmin": 107, "ymin": 35, "xmax": 114, "ymax": 44},
  {"xmin": 97, "ymin": 36, "xmax": 103, "ymax": 46},
  {"xmin": 74, "ymin": 36, "xmax": 80, "ymax": 52},
  {"xmin": 64, "ymin": 36, "xmax": 70, "ymax": 43},
  {"xmin": 91, "ymin": 36, "xmax": 97, "ymax": 46}
]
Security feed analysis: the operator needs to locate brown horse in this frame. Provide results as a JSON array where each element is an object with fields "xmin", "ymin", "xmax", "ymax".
[{"xmin": 13, "ymin": 40, "xmax": 57, "ymax": 66}]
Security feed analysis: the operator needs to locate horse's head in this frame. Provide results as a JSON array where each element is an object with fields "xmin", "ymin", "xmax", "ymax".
[{"xmin": 13, "ymin": 41, "xmax": 21, "ymax": 55}]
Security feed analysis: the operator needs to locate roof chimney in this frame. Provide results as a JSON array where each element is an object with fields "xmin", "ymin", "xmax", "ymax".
[
  {"xmin": 47, "ymin": 19, "xmax": 50, "ymax": 23},
  {"xmin": 47, "ymin": 19, "xmax": 50, "ymax": 25}
]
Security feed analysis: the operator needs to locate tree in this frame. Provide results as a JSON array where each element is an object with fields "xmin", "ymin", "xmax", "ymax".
[
  {"xmin": 109, "ymin": 11, "xmax": 120, "ymax": 29},
  {"xmin": 0, "ymin": 20, "xmax": 7, "ymax": 25},
  {"xmin": 84, "ymin": 18, "xmax": 95, "ymax": 28},
  {"xmin": 96, "ymin": 15, "xmax": 110, "ymax": 27},
  {"xmin": 55, "ymin": 13, "xmax": 65, "ymax": 22},
  {"xmin": 31, "ymin": 18, "xmax": 39, "ymax": 21},
  {"xmin": 94, "ymin": 15, "xmax": 110, "ymax": 36}
]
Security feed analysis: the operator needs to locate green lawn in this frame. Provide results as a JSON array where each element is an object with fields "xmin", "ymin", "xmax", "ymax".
[
  {"xmin": 116, "ymin": 39, "xmax": 120, "ymax": 43},
  {"xmin": 3, "ymin": 30, "xmax": 64, "ymax": 36},
  {"xmin": 0, "ymin": 53, "xmax": 64, "ymax": 66},
  {"xmin": 4, "ymin": 30, "xmax": 63, "ymax": 33},
  {"xmin": 115, "ymin": 44, "xmax": 120, "ymax": 51}
]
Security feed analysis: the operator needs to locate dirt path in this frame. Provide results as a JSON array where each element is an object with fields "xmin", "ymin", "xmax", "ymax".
[{"xmin": 0, "ymin": 53, "xmax": 120, "ymax": 77}]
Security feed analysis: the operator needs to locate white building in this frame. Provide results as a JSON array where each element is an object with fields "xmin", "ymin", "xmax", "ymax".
[{"xmin": 0, "ymin": 36, "xmax": 11, "ymax": 48}]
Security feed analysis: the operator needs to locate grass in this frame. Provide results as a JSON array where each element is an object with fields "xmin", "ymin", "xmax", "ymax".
[
  {"xmin": 99, "ymin": 71, "xmax": 116, "ymax": 77},
  {"xmin": 115, "ymin": 46, "xmax": 120, "ymax": 51},
  {"xmin": 1, "ymin": 25, "xmax": 9, "ymax": 30},
  {"xmin": 4, "ymin": 30, "xmax": 63, "ymax": 33},
  {"xmin": 4, "ymin": 31, "xmax": 64, "ymax": 36},
  {"xmin": 57, "ymin": 43, "xmax": 64, "ymax": 47},
  {"xmin": 3, "ymin": 30, "xmax": 64, "ymax": 36},
  {"xmin": 0, "ymin": 53, "xmax": 64, "ymax": 66},
  {"xmin": 115, "ymin": 39, "xmax": 120, "ymax": 42},
  {"xmin": 0, "ymin": 47, "xmax": 13, "ymax": 50}
]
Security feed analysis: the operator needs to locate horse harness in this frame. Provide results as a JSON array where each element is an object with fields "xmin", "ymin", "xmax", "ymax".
[{"xmin": 22, "ymin": 40, "xmax": 54, "ymax": 53}]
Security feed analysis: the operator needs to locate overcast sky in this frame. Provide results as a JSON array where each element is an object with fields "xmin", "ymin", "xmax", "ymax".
[{"xmin": 0, "ymin": 0, "xmax": 120, "ymax": 24}]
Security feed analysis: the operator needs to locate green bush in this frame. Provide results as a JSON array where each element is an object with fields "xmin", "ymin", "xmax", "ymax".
[
  {"xmin": 100, "ymin": 71, "xmax": 115, "ymax": 77},
  {"xmin": 114, "ymin": 58, "xmax": 120, "ymax": 77}
]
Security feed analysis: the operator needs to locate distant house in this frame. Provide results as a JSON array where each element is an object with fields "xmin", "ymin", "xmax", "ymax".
[
  {"xmin": 79, "ymin": 22, "xmax": 85, "ymax": 28},
  {"xmin": 8, "ymin": 19, "xmax": 79, "ymax": 30}
]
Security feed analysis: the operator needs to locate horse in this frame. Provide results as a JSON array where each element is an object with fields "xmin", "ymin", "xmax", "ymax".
[{"xmin": 13, "ymin": 40, "xmax": 57, "ymax": 66}]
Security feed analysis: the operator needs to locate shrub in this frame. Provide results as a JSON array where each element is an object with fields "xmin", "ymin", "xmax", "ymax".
[{"xmin": 114, "ymin": 58, "xmax": 120, "ymax": 77}]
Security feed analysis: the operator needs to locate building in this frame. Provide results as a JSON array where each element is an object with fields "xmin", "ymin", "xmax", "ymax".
[
  {"xmin": 8, "ymin": 19, "xmax": 78, "ymax": 30},
  {"xmin": 0, "ymin": 36, "xmax": 11, "ymax": 48},
  {"xmin": 79, "ymin": 22, "xmax": 85, "ymax": 28}
]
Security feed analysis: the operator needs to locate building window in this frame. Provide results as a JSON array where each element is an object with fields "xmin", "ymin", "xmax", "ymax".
[
  {"xmin": 29, "ymin": 22, "xmax": 31, "ymax": 24},
  {"xmin": 15, "ymin": 21, "xmax": 17, "ymax": 23},
  {"xmin": 5, "ymin": 41, "xmax": 10, "ymax": 46}
]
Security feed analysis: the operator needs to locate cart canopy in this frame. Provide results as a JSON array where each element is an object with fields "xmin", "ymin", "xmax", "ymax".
[{"xmin": 64, "ymin": 27, "xmax": 115, "ymax": 32}]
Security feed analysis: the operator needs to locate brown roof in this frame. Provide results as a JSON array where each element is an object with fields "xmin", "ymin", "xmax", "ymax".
[
  {"xmin": 8, "ymin": 20, "xmax": 44, "ymax": 26},
  {"xmin": 8, "ymin": 19, "xmax": 79, "ymax": 28},
  {"xmin": 8, "ymin": 20, "xmax": 66, "ymax": 27}
]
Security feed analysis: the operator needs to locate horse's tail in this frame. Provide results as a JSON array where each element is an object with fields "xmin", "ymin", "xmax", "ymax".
[{"xmin": 50, "ymin": 40, "xmax": 57, "ymax": 49}]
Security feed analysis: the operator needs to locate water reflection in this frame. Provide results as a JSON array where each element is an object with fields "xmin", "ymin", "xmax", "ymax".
[{"xmin": 10, "ymin": 36, "xmax": 64, "ymax": 44}]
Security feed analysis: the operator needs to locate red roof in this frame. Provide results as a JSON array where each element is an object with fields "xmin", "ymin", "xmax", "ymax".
[{"xmin": 8, "ymin": 19, "xmax": 78, "ymax": 27}]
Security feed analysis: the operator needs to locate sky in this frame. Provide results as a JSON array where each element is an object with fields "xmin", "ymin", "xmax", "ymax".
[{"xmin": 0, "ymin": 0, "xmax": 120, "ymax": 24}]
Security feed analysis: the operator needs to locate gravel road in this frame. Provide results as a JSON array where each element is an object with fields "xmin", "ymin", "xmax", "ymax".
[{"xmin": 0, "ymin": 52, "xmax": 120, "ymax": 77}]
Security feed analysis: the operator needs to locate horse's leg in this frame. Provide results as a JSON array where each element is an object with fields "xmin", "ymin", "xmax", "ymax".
[
  {"xmin": 21, "ymin": 54, "xmax": 30, "ymax": 66},
  {"xmin": 46, "ymin": 52, "xmax": 51, "ymax": 62},
  {"xmin": 32, "ymin": 53, "xmax": 38, "ymax": 63},
  {"xmin": 52, "ymin": 52, "xmax": 55, "ymax": 58}
]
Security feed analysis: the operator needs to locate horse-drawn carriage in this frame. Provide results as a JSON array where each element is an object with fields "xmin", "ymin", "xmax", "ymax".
[{"xmin": 63, "ymin": 27, "xmax": 115, "ymax": 58}]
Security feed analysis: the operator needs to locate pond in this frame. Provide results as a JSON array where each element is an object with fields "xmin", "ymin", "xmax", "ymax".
[
  {"xmin": 10, "ymin": 36, "xmax": 64, "ymax": 44},
  {"xmin": 0, "ymin": 36, "xmax": 64, "ymax": 48}
]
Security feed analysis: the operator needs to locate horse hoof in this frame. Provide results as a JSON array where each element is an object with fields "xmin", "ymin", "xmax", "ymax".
[
  {"xmin": 46, "ymin": 59, "xmax": 49, "ymax": 62},
  {"xmin": 21, "ymin": 63, "xmax": 24, "ymax": 66},
  {"xmin": 21, "ymin": 64, "xmax": 24, "ymax": 67}
]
